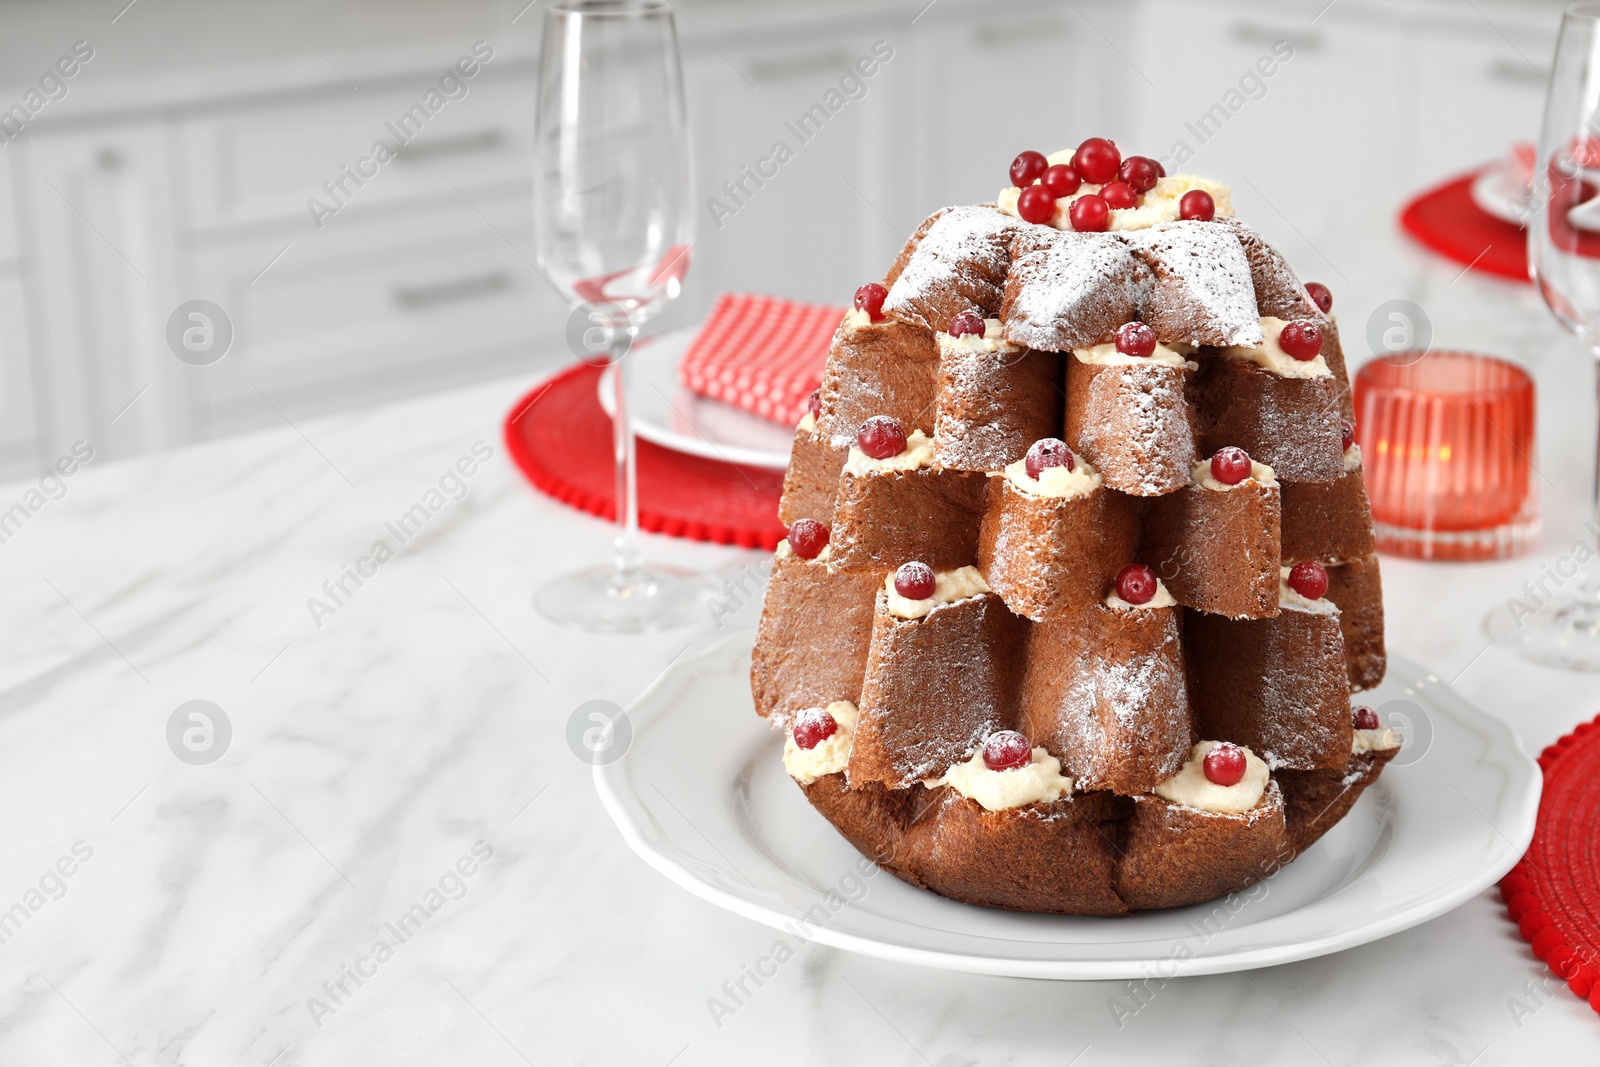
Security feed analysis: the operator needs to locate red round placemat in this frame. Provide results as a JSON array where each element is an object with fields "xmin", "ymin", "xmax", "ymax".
[
  {"xmin": 503, "ymin": 361, "xmax": 787, "ymax": 550},
  {"xmin": 1500, "ymin": 713, "xmax": 1600, "ymax": 1015},
  {"xmin": 1399, "ymin": 171, "xmax": 1529, "ymax": 283}
]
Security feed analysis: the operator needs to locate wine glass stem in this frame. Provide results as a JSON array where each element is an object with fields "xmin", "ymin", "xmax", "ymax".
[{"xmin": 608, "ymin": 338, "xmax": 642, "ymax": 589}]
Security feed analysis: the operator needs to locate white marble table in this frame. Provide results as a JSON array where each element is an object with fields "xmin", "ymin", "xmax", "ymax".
[{"xmin": 1, "ymin": 201, "xmax": 1597, "ymax": 1065}]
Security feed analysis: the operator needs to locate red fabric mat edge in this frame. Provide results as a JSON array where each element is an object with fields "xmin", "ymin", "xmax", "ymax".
[
  {"xmin": 502, "ymin": 362, "xmax": 787, "ymax": 551},
  {"xmin": 1399, "ymin": 171, "xmax": 1530, "ymax": 284},
  {"xmin": 1499, "ymin": 712, "xmax": 1600, "ymax": 1016}
]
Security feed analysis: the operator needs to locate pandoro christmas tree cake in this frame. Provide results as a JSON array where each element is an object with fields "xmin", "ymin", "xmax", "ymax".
[{"xmin": 752, "ymin": 138, "xmax": 1399, "ymax": 914}]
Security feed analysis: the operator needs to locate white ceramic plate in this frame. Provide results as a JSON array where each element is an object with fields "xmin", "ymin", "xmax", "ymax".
[
  {"xmin": 1470, "ymin": 160, "xmax": 1533, "ymax": 227},
  {"xmin": 595, "ymin": 637, "xmax": 1541, "ymax": 980},
  {"xmin": 597, "ymin": 330, "xmax": 795, "ymax": 470}
]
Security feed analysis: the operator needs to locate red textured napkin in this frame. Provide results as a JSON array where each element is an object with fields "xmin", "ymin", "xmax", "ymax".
[
  {"xmin": 503, "ymin": 361, "xmax": 787, "ymax": 549},
  {"xmin": 677, "ymin": 293, "xmax": 844, "ymax": 425},
  {"xmin": 1500, "ymin": 713, "xmax": 1600, "ymax": 1016},
  {"xmin": 1399, "ymin": 170, "xmax": 1530, "ymax": 283}
]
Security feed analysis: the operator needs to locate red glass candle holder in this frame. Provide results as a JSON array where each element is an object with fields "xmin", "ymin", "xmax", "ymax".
[{"xmin": 1353, "ymin": 351, "xmax": 1538, "ymax": 561}]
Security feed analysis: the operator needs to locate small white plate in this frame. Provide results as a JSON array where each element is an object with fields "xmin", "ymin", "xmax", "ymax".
[
  {"xmin": 597, "ymin": 330, "xmax": 795, "ymax": 470},
  {"xmin": 1471, "ymin": 161, "xmax": 1533, "ymax": 227},
  {"xmin": 595, "ymin": 637, "xmax": 1540, "ymax": 980}
]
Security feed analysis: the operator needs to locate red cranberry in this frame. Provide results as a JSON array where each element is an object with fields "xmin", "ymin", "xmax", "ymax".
[
  {"xmin": 1278, "ymin": 320, "xmax": 1324, "ymax": 361},
  {"xmin": 1341, "ymin": 418, "xmax": 1356, "ymax": 451},
  {"xmin": 1306, "ymin": 281, "xmax": 1333, "ymax": 313},
  {"xmin": 1203, "ymin": 743, "xmax": 1247, "ymax": 787},
  {"xmin": 894, "ymin": 561, "xmax": 936, "ymax": 600},
  {"xmin": 1210, "ymin": 446, "xmax": 1253, "ymax": 486},
  {"xmin": 1152, "ymin": 159, "xmax": 1167, "ymax": 177},
  {"xmin": 1072, "ymin": 137, "xmax": 1121, "ymax": 184},
  {"xmin": 1115, "ymin": 321, "xmax": 1156, "ymax": 358},
  {"xmin": 1287, "ymin": 560, "xmax": 1330, "ymax": 601},
  {"xmin": 1179, "ymin": 189, "xmax": 1215, "ymax": 221},
  {"xmin": 1010, "ymin": 150, "xmax": 1049, "ymax": 189},
  {"xmin": 1101, "ymin": 181, "xmax": 1139, "ymax": 210},
  {"xmin": 1040, "ymin": 163, "xmax": 1081, "ymax": 198},
  {"xmin": 793, "ymin": 706, "xmax": 839, "ymax": 750},
  {"xmin": 1025, "ymin": 438, "xmax": 1074, "ymax": 480},
  {"xmin": 1069, "ymin": 194, "xmax": 1110, "ymax": 232},
  {"xmin": 853, "ymin": 282, "xmax": 888, "ymax": 322},
  {"xmin": 787, "ymin": 518, "xmax": 829, "ymax": 560},
  {"xmin": 806, "ymin": 389, "xmax": 821, "ymax": 420},
  {"xmin": 1353, "ymin": 706, "xmax": 1381, "ymax": 731},
  {"xmin": 1016, "ymin": 184, "xmax": 1057, "ymax": 225},
  {"xmin": 982, "ymin": 730, "xmax": 1033, "ymax": 772},
  {"xmin": 1115, "ymin": 564, "xmax": 1158, "ymax": 605},
  {"xmin": 1118, "ymin": 156, "xmax": 1162, "ymax": 193},
  {"xmin": 857, "ymin": 415, "xmax": 907, "ymax": 459},
  {"xmin": 948, "ymin": 309, "xmax": 986, "ymax": 337}
]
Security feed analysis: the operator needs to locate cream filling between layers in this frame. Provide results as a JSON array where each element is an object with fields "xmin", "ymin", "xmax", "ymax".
[
  {"xmin": 1353, "ymin": 727, "xmax": 1402, "ymax": 753},
  {"xmin": 775, "ymin": 539, "xmax": 831, "ymax": 563},
  {"xmin": 884, "ymin": 566, "xmax": 990, "ymax": 620},
  {"xmin": 931, "ymin": 746, "xmax": 1074, "ymax": 812},
  {"xmin": 1073, "ymin": 340, "xmax": 1198, "ymax": 369},
  {"xmin": 798, "ymin": 411, "xmax": 817, "ymax": 433},
  {"xmin": 937, "ymin": 318, "xmax": 1017, "ymax": 355},
  {"xmin": 1154, "ymin": 740, "xmax": 1270, "ymax": 814},
  {"xmin": 844, "ymin": 429, "xmax": 935, "ymax": 475},
  {"xmin": 1279, "ymin": 566, "xmax": 1338, "ymax": 614},
  {"xmin": 1344, "ymin": 444, "xmax": 1363, "ymax": 472},
  {"xmin": 1105, "ymin": 578, "xmax": 1177, "ymax": 611},
  {"xmin": 996, "ymin": 172, "xmax": 1235, "ymax": 232},
  {"xmin": 1000, "ymin": 455, "xmax": 1101, "ymax": 500},
  {"xmin": 1191, "ymin": 457, "xmax": 1278, "ymax": 491},
  {"xmin": 782, "ymin": 701, "xmax": 859, "ymax": 784},
  {"xmin": 1219, "ymin": 317, "xmax": 1332, "ymax": 379},
  {"xmin": 842, "ymin": 307, "xmax": 874, "ymax": 329}
]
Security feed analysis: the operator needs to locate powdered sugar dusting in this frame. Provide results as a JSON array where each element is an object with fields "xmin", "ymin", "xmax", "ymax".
[
  {"xmin": 884, "ymin": 205, "xmax": 1019, "ymax": 323},
  {"xmin": 1125, "ymin": 222, "xmax": 1263, "ymax": 346},
  {"xmin": 1003, "ymin": 231, "xmax": 1146, "ymax": 351}
]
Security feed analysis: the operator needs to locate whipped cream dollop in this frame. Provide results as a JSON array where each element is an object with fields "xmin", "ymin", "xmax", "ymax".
[
  {"xmin": 842, "ymin": 307, "xmax": 875, "ymax": 329},
  {"xmin": 1106, "ymin": 578, "xmax": 1177, "ymax": 611},
  {"xmin": 932, "ymin": 745, "xmax": 1074, "ymax": 812},
  {"xmin": 844, "ymin": 429, "xmax": 935, "ymax": 475},
  {"xmin": 937, "ymin": 317, "xmax": 1018, "ymax": 355},
  {"xmin": 798, "ymin": 410, "xmax": 817, "ymax": 433},
  {"xmin": 775, "ymin": 539, "xmax": 830, "ymax": 563},
  {"xmin": 996, "ymin": 171, "xmax": 1235, "ymax": 232},
  {"xmin": 1279, "ymin": 565, "xmax": 1338, "ymax": 614},
  {"xmin": 1353, "ymin": 726, "xmax": 1402, "ymax": 754},
  {"xmin": 1191, "ymin": 457, "xmax": 1278, "ymax": 491},
  {"xmin": 884, "ymin": 566, "xmax": 990, "ymax": 620},
  {"xmin": 1344, "ymin": 444, "xmax": 1363, "ymax": 472},
  {"xmin": 1154, "ymin": 740, "xmax": 1270, "ymax": 814},
  {"xmin": 782, "ymin": 701, "xmax": 859, "ymax": 784},
  {"xmin": 1001, "ymin": 454, "xmax": 1101, "ymax": 500},
  {"xmin": 1219, "ymin": 317, "xmax": 1332, "ymax": 379},
  {"xmin": 1073, "ymin": 340, "xmax": 1198, "ymax": 369}
]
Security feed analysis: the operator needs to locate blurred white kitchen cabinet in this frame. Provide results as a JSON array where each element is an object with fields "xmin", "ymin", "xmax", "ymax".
[{"xmin": 0, "ymin": 158, "xmax": 37, "ymax": 473}]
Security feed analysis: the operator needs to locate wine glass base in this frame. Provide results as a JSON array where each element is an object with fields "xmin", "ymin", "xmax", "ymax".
[
  {"xmin": 1485, "ymin": 593, "xmax": 1600, "ymax": 672},
  {"xmin": 535, "ymin": 563, "xmax": 719, "ymax": 634}
]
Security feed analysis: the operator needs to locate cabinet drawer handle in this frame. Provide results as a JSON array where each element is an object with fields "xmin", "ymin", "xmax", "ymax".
[
  {"xmin": 394, "ymin": 129, "xmax": 506, "ymax": 163},
  {"xmin": 394, "ymin": 270, "xmax": 511, "ymax": 309},
  {"xmin": 747, "ymin": 49, "xmax": 852, "ymax": 83},
  {"xmin": 973, "ymin": 18, "xmax": 1068, "ymax": 48},
  {"xmin": 1490, "ymin": 58, "xmax": 1549, "ymax": 84},
  {"xmin": 1231, "ymin": 22, "xmax": 1321, "ymax": 53}
]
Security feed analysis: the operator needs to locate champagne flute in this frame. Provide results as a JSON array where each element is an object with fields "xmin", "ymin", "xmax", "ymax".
[
  {"xmin": 1491, "ymin": 0, "xmax": 1600, "ymax": 669},
  {"xmin": 531, "ymin": 0, "xmax": 712, "ymax": 633}
]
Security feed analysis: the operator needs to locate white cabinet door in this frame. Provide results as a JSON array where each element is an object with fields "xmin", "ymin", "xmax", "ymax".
[
  {"xmin": 23, "ymin": 123, "xmax": 183, "ymax": 464},
  {"xmin": 178, "ymin": 64, "xmax": 538, "ymax": 233},
  {"xmin": 185, "ymin": 189, "xmax": 561, "ymax": 439},
  {"xmin": 0, "ymin": 154, "xmax": 17, "ymax": 263},
  {"xmin": 681, "ymin": 25, "xmax": 897, "ymax": 319},
  {"xmin": 0, "ymin": 274, "xmax": 39, "ymax": 479}
]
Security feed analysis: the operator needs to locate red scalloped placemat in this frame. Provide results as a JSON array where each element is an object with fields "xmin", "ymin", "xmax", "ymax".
[
  {"xmin": 1399, "ymin": 171, "xmax": 1529, "ymax": 283},
  {"xmin": 1500, "ymin": 713, "xmax": 1600, "ymax": 1015},
  {"xmin": 503, "ymin": 361, "xmax": 787, "ymax": 550}
]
